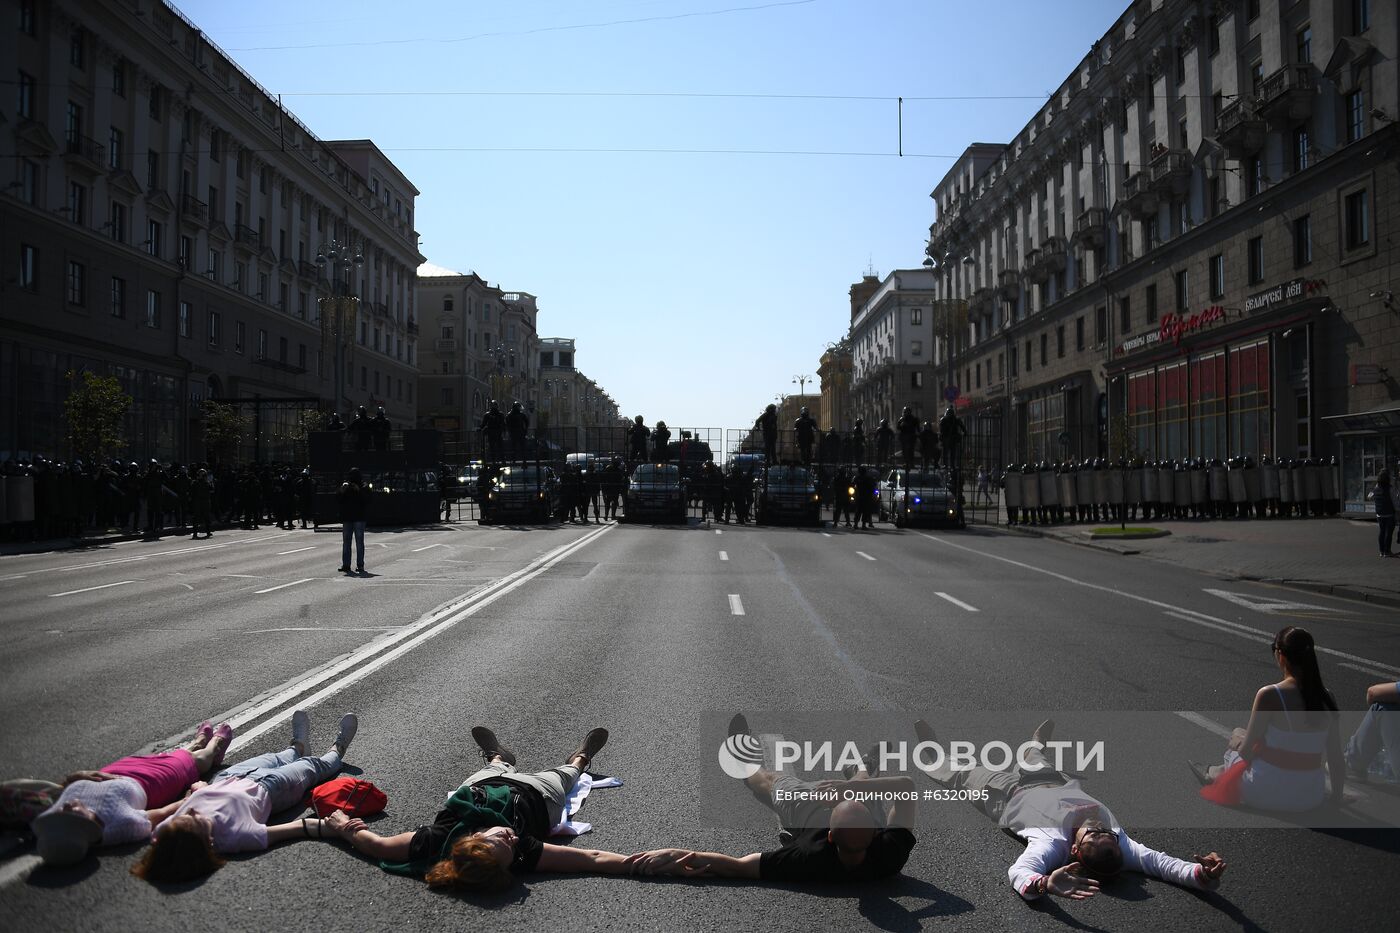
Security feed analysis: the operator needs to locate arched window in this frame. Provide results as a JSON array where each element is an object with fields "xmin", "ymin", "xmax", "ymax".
[{"xmin": 443, "ymin": 295, "xmax": 453, "ymax": 312}]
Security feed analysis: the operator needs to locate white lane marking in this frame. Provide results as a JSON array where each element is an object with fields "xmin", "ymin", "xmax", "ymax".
[
  {"xmin": 719, "ymin": 551, "xmax": 729, "ymax": 561},
  {"xmin": 412, "ymin": 543, "xmax": 447, "ymax": 552},
  {"xmin": 1165, "ymin": 611, "xmax": 1270, "ymax": 644},
  {"xmin": 715, "ymin": 529, "xmax": 723, "ymax": 535},
  {"xmin": 277, "ymin": 546, "xmax": 317, "ymax": 556},
  {"xmin": 219, "ymin": 524, "xmax": 615, "ymax": 753},
  {"xmin": 934, "ymin": 592, "xmax": 979, "ymax": 612},
  {"xmin": 922, "ymin": 534, "xmax": 1400, "ymax": 677},
  {"xmin": 48, "ymin": 580, "xmax": 136, "ymax": 598},
  {"xmin": 1340, "ymin": 661, "xmax": 1400, "ymax": 680},
  {"xmin": 1204, "ymin": 588, "xmax": 1345, "ymax": 614},
  {"xmin": 222, "ymin": 574, "xmax": 260, "ymax": 578},
  {"xmin": 729, "ymin": 594, "xmax": 745, "ymax": 616},
  {"xmin": 178, "ymin": 583, "xmax": 194, "ymax": 591},
  {"xmin": 856, "ymin": 551, "xmax": 876, "ymax": 561},
  {"xmin": 1175, "ymin": 710, "xmax": 1235, "ymax": 740},
  {"xmin": 822, "ymin": 532, "xmax": 833, "ymax": 538},
  {"xmin": 254, "ymin": 578, "xmax": 314, "ymax": 594},
  {"xmin": 0, "ymin": 532, "xmax": 295, "ymax": 580},
  {"xmin": 248, "ymin": 627, "xmax": 403, "ymax": 634},
  {"xmin": 0, "ymin": 855, "xmax": 41, "ymax": 888}
]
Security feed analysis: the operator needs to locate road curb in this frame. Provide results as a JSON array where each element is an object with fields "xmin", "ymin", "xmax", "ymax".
[{"xmin": 988, "ymin": 522, "xmax": 1400, "ymax": 608}]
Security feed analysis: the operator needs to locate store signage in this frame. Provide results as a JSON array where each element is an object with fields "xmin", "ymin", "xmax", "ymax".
[
  {"xmin": 1244, "ymin": 277, "xmax": 1326, "ymax": 314},
  {"xmin": 1351, "ymin": 364, "xmax": 1382, "ymax": 386},
  {"xmin": 1159, "ymin": 304, "xmax": 1227, "ymax": 348},
  {"xmin": 1120, "ymin": 330, "xmax": 1163, "ymax": 355}
]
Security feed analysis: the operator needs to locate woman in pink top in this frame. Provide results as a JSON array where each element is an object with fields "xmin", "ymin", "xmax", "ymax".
[
  {"xmin": 133, "ymin": 710, "xmax": 357, "ymax": 883},
  {"xmin": 31, "ymin": 720, "xmax": 234, "ymax": 867}
]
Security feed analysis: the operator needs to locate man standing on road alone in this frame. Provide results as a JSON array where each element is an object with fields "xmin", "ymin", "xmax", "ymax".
[{"xmin": 338, "ymin": 467, "xmax": 369, "ymax": 575}]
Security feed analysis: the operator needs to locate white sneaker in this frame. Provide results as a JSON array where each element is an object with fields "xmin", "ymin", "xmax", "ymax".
[
  {"xmin": 291, "ymin": 710, "xmax": 310, "ymax": 757},
  {"xmin": 335, "ymin": 713, "xmax": 358, "ymax": 756}
]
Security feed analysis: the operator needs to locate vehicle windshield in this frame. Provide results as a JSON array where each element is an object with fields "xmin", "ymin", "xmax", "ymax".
[
  {"xmin": 495, "ymin": 467, "xmax": 550, "ymax": 486},
  {"xmin": 631, "ymin": 464, "xmax": 681, "ymax": 483},
  {"xmin": 767, "ymin": 466, "xmax": 813, "ymax": 484},
  {"xmin": 900, "ymin": 470, "xmax": 946, "ymax": 488}
]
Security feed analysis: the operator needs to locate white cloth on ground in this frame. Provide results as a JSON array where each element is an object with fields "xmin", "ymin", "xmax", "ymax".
[{"xmin": 549, "ymin": 773, "xmax": 623, "ymax": 837}]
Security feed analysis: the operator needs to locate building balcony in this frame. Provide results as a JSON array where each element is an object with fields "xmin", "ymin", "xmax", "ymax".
[
  {"xmin": 1215, "ymin": 99, "xmax": 1267, "ymax": 159},
  {"xmin": 1148, "ymin": 147, "xmax": 1192, "ymax": 194},
  {"xmin": 406, "ymin": 318, "xmax": 419, "ymax": 335},
  {"xmin": 435, "ymin": 338, "xmax": 458, "ymax": 351},
  {"xmin": 234, "ymin": 224, "xmax": 260, "ymax": 250},
  {"xmin": 1121, "ymin": 171, "xmax": 1160, "ymax": 219},
  {"xmin": 180, "ymin": 194, "xmax": 209, "ymax": 225},
  {"xmin": 373, "ymin": 301, "xmax": 389, "ymax": 319},
  {"xmin": 298, "ymin": 259, "xmax": 320, "ymax": 279},
  {"xmin": 1073, "ymin": 207, "xmax": 1108, "ymax": 246},
  {"xmin": 1040, "ymin": 236, "xmax": 1068, "ymax": 272},
  {"xmin": 1024, "ymin": 248, "xmax": 1048, "ymax": 283},
  {"xmin": 970, "ymin": 286, "xmax": 998, "ymax": 314},
  {"xmin": 63, "ymin": 134, "xmax": 106, "ymax": 175},
  {"xmin": 1258, "ymin": 64, "xmax": 1314, "ymax": 125},
  {"xmin": 997, "ymin": 269, "xmax": 1021, "ymax": 300}
]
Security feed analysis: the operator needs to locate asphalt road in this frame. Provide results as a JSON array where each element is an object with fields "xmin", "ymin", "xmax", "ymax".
[{"xmin": 2, "ymin": 516, "xmax": 1398, "ymax": 932}]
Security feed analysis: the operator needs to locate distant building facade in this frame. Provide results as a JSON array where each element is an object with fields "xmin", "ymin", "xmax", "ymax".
[{"xmin": 847, "ymin": 269, "xmax": 941, "ymax": 429}]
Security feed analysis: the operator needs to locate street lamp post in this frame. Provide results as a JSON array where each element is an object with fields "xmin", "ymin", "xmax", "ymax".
[
  {"xmin": 315, "ymin": 240, "xmax": 363, "ymax": 420},
  {"xmin": 792, "ymin": 374, "xmax": 811, "ymax": 398}
]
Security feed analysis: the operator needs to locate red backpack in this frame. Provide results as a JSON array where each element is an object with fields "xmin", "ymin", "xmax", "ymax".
[{"xmin": 310, "ymin": 777, "xmax": 387, "ymax": 818}]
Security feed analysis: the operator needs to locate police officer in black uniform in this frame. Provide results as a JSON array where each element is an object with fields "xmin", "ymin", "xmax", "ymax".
[
  {"xmin": 350, "ymin": 405, "xmax": 374, "ymax": 452},
  {"xmin": 653, "ymin": 421, "xmax": 672, "ymax": 463},
  {"xmin": 479, "ymin": 400, "xmax": 506, "ymax": 463},
  {"xmin": 896, "ymin": 407, "xmax": 919, "ymax": 467},
  {"xmin": 756, "ymin": 404, "xmax": 779, "ymax": 465},
  {"xmin": 371, "ymin": 407, "xmax": 391, "ymax": 452},
  {"xmin": 794, "ymin": 407, "xmax": 819, "ymax": 466},
  {"xmin": 627, "ymin": 416, "xmax": 650, "ymax": 464},
  {"xmin": 505, "ymin": 402, "xmax": 529, "ymax": 457}
]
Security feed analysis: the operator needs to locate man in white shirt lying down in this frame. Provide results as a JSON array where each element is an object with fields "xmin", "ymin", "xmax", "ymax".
[{"xmin": 914, "ymin": 718, "xmax": 1227, "ymax": 902}]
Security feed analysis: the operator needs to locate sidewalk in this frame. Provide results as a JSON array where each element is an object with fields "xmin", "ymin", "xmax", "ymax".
[
  {"xmin": 0, "ymin": 523, "xmax": 242, "ymax": 557},
  {"xmin": 996, "ymin": 514, "xmax": 1400, "ymax": 609}
]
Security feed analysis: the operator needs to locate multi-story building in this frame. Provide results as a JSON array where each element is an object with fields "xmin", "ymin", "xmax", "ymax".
[
  {"xmin": 847, "ymin": 269, "xmax": 941, "ymax": 428},
  {"xmin": 926, "ymin": 0, "xmax": 1397, "ymax": 510},
  {"xmin": 538, "ymin": 337, "xmax": 623, "ymax": 449},
  {"xmin": 1, "ymin": 0, "xmax": 422, "ymax": 461},
  {"xmin": 498, "ymin": 291, "xmax": 541, "ymax": 412},
  {"xmin": 817, "ymin": 339, "xmax": 854, "ymax": 432}
]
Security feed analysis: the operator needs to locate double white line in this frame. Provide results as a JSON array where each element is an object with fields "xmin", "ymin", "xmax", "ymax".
[{"xmin": 159, "ymin": 524, "xmax": 614, "ymax": 756}]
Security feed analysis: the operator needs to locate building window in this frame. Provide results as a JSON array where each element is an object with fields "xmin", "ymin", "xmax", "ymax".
[
  {"xmin": 1075, "ymin": 316, "xmax": 1085, "ymax": 351},
  {"xmin": 178, "ymin": 301, "xmax": 191, "ymax": 338},
  {"xmin": 207, "ymin": 186, "xmax": 219, "ymax": 223},
  {"xmin": 257, "ymin": 329, "xmax": 268, "ymax": 360},
  {"xmin": 1174, "ymin": 269, "xmax": 1189, "ymax": 311},
  {"xmin": 298, "ymin": 344, "xmax": 307, "ymax": 371},
  {"xmin": 113, "ymin": 58, "xmax": 126, "ymax": 97},
  {"xmin": 1353, "ymin": 0, "xmax": 1370, "ymax": 32},
  {"xmin": 110, "ymin": 276, "xmax": 125, "ymax": 317},
  {"xmin": 70, "ymin": 27, "xmax": 85, "ymax": 69},
  {"xmin": 19, "ymin": 158, "xmax": 38, "ymax": 205},
  {"xmin": 1246, "ymin": 0, "xmax": 1260, "ymax": 21},
  {"xmin": 1293, "ymin": 215, "xmax": 1312, "ymax": 267},
  {"xmin": 1344, "ymin": 189, "xmax": 1370, "ymax": 249},
  {"xmin": 911, "ymin": 307, "xmax": 923, "ymax": 325},
  {"xmin": 108, "ymin": 126, "xmax": 123, "ymax": 169},
  {"xmin": 1345, "ymin": 90, "xmax": 1365, "ymax": 143},
  {"xmin": 442, "ymin": 387, "xmax": 454, "ymax": 406},
  {"xmin": 19, "ymin": 0, "xmax": 35, "ymax": 35},
  {"xmin": 19, "ymin": 244, "xmax": 37, "ymax": 291},
  {"xmin": 208, "ymin": 310, "xmax": 221, "ymax": 347},
  {"xmin": 1056, "ymin": 325, "xmax": 1065, "ymax": 359},
  {"xmin": 1119, "ymin": 296, "xmax": 1131, "ymax": 334},
  {"xmin": 1039, "ymin": 333, "xmax": 1048, "ymax": 366},
  {"xmin": 178, "ymin": 235, "xmax": 191, "ymax": 271},
  {"xmin": 1209, "ymin": 15, "xmax": 1220, "ymax": 55},
  {"xmin": 148, "ymin": 84, "xmax": 161, "ymax": 119},
  {"xmin": 17, "ymin": 70, "xmax": 34, "ymax": 120},
  {"xmin": 1246, "ymin": 157, "xmax": 1263, "ymax": 197},
  {"xmin": 1296, "ymin": 26, "xmax": 1312, "ymax": 64},
  {"xmin": 1175, "ymin": 47, "xmax": 1187, "ymax": 85},
  {"xmin": 146, "ymin": 150, "xmax": 159, "ymax": 189},
  {"xmin": 146, "ymin": 221, "xmax": 162, "ymax": 257},
  {"xmin": 975, "ymin": 365, "xmax": 981, "ymax": 389},
  {"xmin": 1209, "ymin": 254, "xmax": 1225, "ymax": 299},
  {"xmin": 1010, "ymin": 345, "xmax": 1018, "ymax": 377},
  {"xmin": 209, "ymin": 129, "xmax": 221, "ymax": 162},
  {"xmin": 1143, "ymin": 284, "xmax": 1156, "ymax": 323},
  {"xmin": 1247, "ymin": 236, "xmax": 1264, "ymax": 284},
  {"xmin": 66, "ymin": 260, "xmax": 85, "ymax": 306},
  {"xmin": 145, "ymin": 290, "xmax": 161, "ymax": 328},
  {"xmin": 67, "ymin": 182, "xmax": 86, "ymax": 224},
  {"xmin": 235, "ymin": 321, "xmax": 245, "ymax": 354},
  {"xmin": 1025, "ymin": 340, "xmax": 1032, "ymax": 372},
  {"xmin": 911, "ymin": 339, "xmax": 923, "ymax": 357},
  {"xmin": 108, "ymin": 201, "xmax": 127, "ymax": 242},
  {"xmin": 1293, "ymin": 126, "xmax": 1310, "ymax": 172},
  {"xmin": 279, "ymin": 336, "xmax": 288, "ymax": 363},
  {"xmin": 1094, "ymin": 306, "xmax": 1106, "ymax": 346}
]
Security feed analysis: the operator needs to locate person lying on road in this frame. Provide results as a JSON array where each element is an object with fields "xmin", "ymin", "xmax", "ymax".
[
  {"xmin": 32, "ymin": 719, "xmax": 235, "ymax": 867},
  {"xmin": 916, "ymin": 718, "xmax": 1225, "ymax": 902},
  {"xmin": 131, "ymin": 710, "xmax": 357, "ymax": 883},
  {"xmin": 628, "ymin": 713, "xmax": 917, "ymax": 883},
  {"xmin": 327, "ymin": 725, "xmax": 628, "ymax": 891}
]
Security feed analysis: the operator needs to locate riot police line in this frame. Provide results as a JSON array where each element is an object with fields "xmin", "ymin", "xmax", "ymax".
[{"xmin": 999, "ymin": 456, "xmax": 1343, "ymax": 526}]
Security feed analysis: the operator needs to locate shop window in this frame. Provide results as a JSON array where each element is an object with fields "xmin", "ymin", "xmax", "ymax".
[
  {"xmin": 1228, "ymin": 341, "xmax": 1271, "ymax": 458},
  {"xmin": 1157, "ymin": 362, "xmax": 1188, "ymax": 459},
  {"xmin": 1128, "ymin": 369, "xmax": 1157, "ymax": 458},
  {"xmin": 1191, "ymin": 351, "xmax": 1226, "ymax": 459}
]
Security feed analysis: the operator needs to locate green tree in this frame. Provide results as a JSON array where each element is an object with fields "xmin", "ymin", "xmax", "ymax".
[
  {"xmin": 202, "ymin": 400, "xmax": 250, "ymax": 465},
  {"xmin": 63, "ymin": 370, "xmax": 131, "ymax": 463},
  {"xmin": 1108, "ymin": 413, "xmax": 1139, "ymax": 461}
]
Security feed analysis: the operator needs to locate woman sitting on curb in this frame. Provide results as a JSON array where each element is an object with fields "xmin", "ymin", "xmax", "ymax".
[
  {"xmin": 32, "ymin": 720, "xmax": 234, "ymax": 867},
  {"xmin": 324, "ymin": 725, "xmax": 628, "ymax": 891},
  {"xmin": 132, "ymin": 710, "xmax": 357, "ymax": 883}
]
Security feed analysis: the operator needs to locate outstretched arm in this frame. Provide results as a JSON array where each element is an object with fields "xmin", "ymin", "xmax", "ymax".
[
  {"xmin": 324, "ymin": 811, "xmax": 414, "ymax": 860},
  {"xmin": 1122, "ymin": 834, "xmax": 1225, "ymax": 891},
  {"xmin": 536, "ymin": 844, "xmax": 634, "ymax": 875},
  {"xmin": 624, "ymin": 849, "xmax": 761, "ymax": 879}
]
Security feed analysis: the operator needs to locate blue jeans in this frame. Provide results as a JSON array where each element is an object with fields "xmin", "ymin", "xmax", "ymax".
[
  {"xmin": 342, "ymin": 520, "xmax": 366, "ymax": 569},
  {"xmin": 1379, "ymin": 516, "xmax": 1395, "ymax": 556},
  {"xmin": 1346, "ymin": 699, "xmax": 1400, "ymax": 778},
  {"xmin": 216, "ymin": 747, "xmax": 343, "ymax": 813}
]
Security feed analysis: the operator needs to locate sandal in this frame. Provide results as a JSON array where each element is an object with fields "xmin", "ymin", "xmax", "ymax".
[
  {"xmin": 210, "ymin": 723, "xmax": 235, "ymax": 771},
  {"xmin": 191, "ymin": 720, "xmax": 214, "ymax": 750}
]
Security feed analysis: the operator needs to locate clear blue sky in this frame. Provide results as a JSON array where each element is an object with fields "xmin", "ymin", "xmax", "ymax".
[{"xmin": 179, "ymin": 0, "xmax": 1123, "ymax": 430}]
